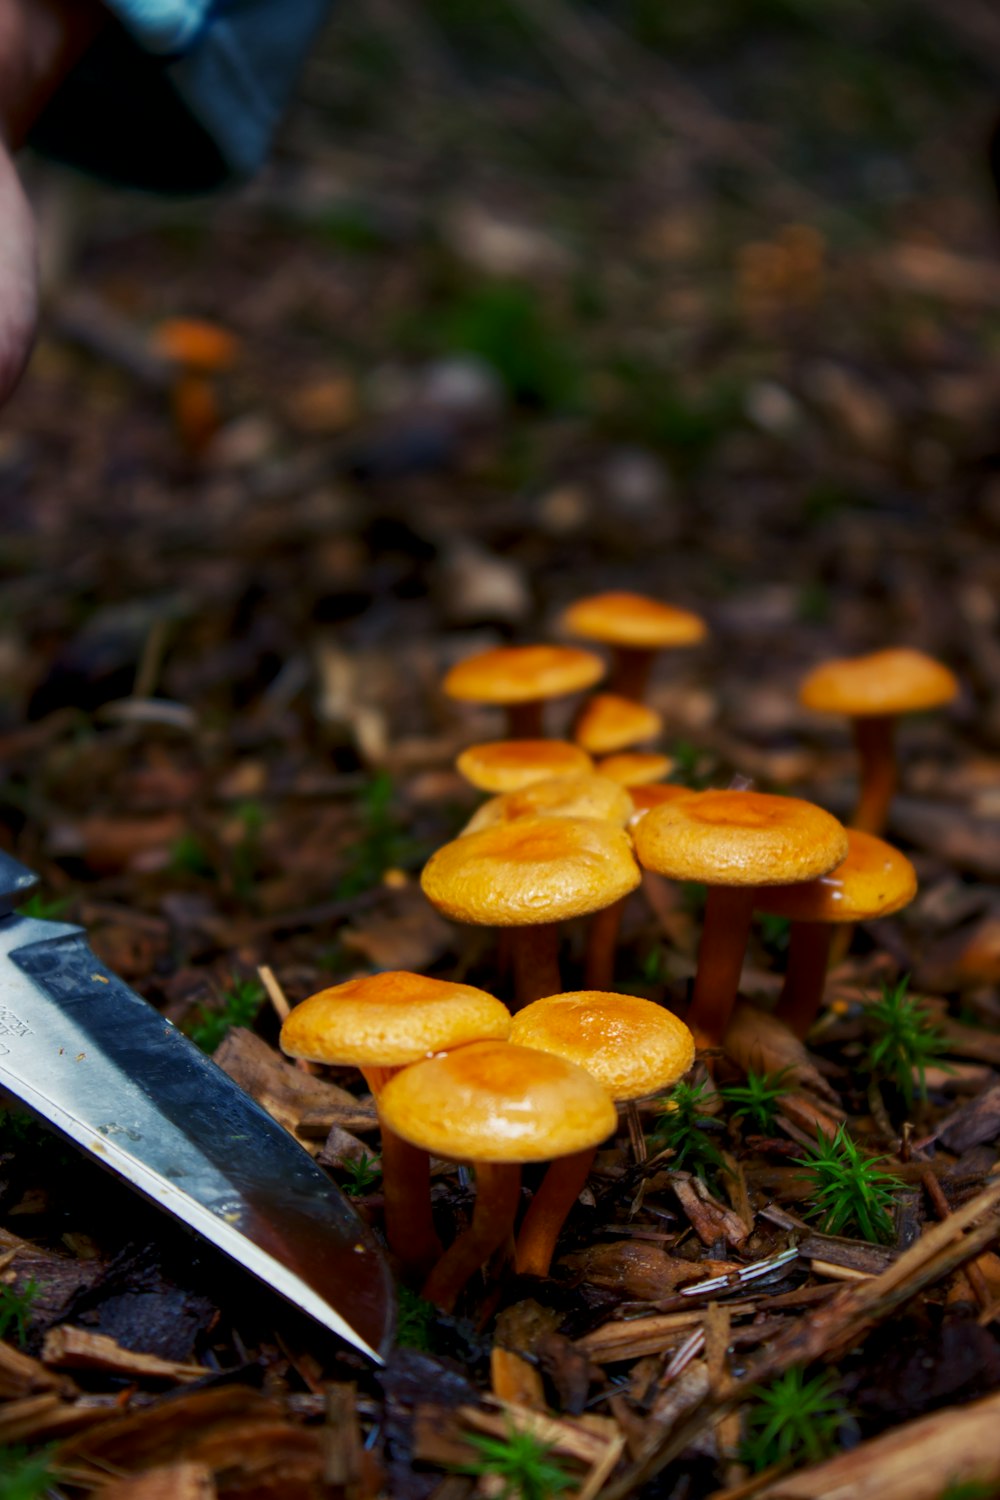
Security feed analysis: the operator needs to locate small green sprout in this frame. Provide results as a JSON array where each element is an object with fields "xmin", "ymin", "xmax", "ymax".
[
  {"xmin": 742, "ymin": 1366, "xmax": 848, "ymax": 1473},
  {"xmin": 721, "ymin": 1069, "xmax": 794, "ymax": 1135},
  {"xmin": 0, "ymin": 1444, "xmax": 57, "ymax": 1500},
  {"xmin": 757, "ymin": 913, "xmax": 791, "ymax": 959},
  {"xmin": 15, "ymin": 893, "xmax": 72, "ymax": 922},
  {"xmin": 649, "ymin": 1079, "xmax": 726, "ymax": 1181},
  {"xmin": 335, "ymin": 771, "xmax": 427, "ymax": 899},
  {"xmin": 795, "ymin": 1125, "xmax": 902, "ymax": 1244},
  {"xmin": 185, "ymin": 977, "xmax": 265, "ymax": 1054},
  {"xmin": 453, "ymin": 1422, "xmax": 577, "ymax": 1500},
  {"xmin": 0, "ymin": 1279, "xmax": 40, "ymax": 1348},
  {"xmin": 396, "ymin": 1286, "xmax": 436, "ymax": 1352},
  {"xmin": 865, "ymin": 975, "xmax": 949, "ymax": 1106},
  {"xmin": 340, "ymin": 1151, "xmax": 382, "ymax": 1198}
]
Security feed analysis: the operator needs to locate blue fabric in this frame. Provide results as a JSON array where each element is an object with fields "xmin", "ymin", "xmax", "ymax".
[
  {"xmin": 102, "ymin": 1, "xmax": 210, "ymax": 54},
  {"xmin": 31, "ymin": 0, "xmax": 333, "ymax": 190}
]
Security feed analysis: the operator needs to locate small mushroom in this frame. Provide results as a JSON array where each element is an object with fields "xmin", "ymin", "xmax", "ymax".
[
  {"xmin": 756, "ymin": 829, "xmax": 917, "ymax": 1038},
  {"xmin": 378, "ymin": 1039, "xmax": 616, "ymax": 1310},
  {"xmin": 799, "ymin": 647, "xmax": 959, "ymax": 835},
  {"xmin": 574, "ymin": 694, "xmax": 663, "ymax": 755},
  {"xmin": 560, "ymin": 591, "xmax": 707, "ymax": 700},
  {"xmin": 443, "ymin": 644, "xmax": 605, "ymax": 737},
  {"xmin": 461, "ymin": 773, "xmax": 633, "ymax": 835},
  {"xmin": 456, "ymin": 738, "xmax": 593, "ymax": 793},
  {"xmin": 150, "ymin": 317, "xmax": 240, "ymax": 458},
  {"xmin": 597, "ymin": 751, "xmax": 674, "ymax": 786},
  {"xmin": 280, "ymin": 972, "xmax": 510, "ymax": 1279},
  {"xmin": 509, "ymin": 992, "xmax": 695, "ymax": 1276},
  {"xmin": 421, "ymin": 814, "xmax": 641, "ymax": 1006},
  {"xmin": 634, "ymin": 789, "xmax": 849, "ymax": 1048}
]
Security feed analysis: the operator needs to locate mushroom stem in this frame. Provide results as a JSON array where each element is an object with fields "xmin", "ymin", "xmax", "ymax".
[
  {"xmin": 421, "ymin": 1161, "xmax": 522, "ymax": 1312},
  {"xmin": 851, "ymin": 715, "xmax": 896, "ymax": 835},
  {"xmin": 585, "ymin": 898, "xmax": 626, "ymax": 990},
  {"xmin": 510, "ymin": 925, "xmax": 562, "ymax": 1010},
  {"xmin": 508, "ymin": 702, "xmax": 545, "ymax": 738},
  {"xmin": 361, "ymin": 1066, "xmax": 443, "ymax": 1282},
  {"xmin": 609, "ymin": 646, "xmax": 654, "ymax": 702},
  {"xmin": 685, "ymin": 886, "xmax": 755, "ymax": 1049},
  {"xmin": 514, "ymin": 1146, "xmax": 597, "ymax": 1278},
  {"xmin": 773, "ymin": 920, "xmax": 835, "ymax": 1040}
]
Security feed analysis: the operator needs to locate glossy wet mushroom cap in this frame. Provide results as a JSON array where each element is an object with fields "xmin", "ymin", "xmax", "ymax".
[
  {"xmin": 444, "ymin": 643, "xmax": 606, "ymax": 738},
  {"xmin": 561, "ymin": 592, "xmax": 707, "ymax": 651},
  {"xmin": 423, "ymin": 814, "xmax": 641, "ymax": 926},
  {"xmin": 510, "ymin": 991, "xmax": 695, "ymax": 1100},
  {"xmin": 634, "ymin": 788, "xmax": 849, "ymax": 887},
  {"xmin": 597, "ymin": 751, "xmax": 674, "ymax": 786},
  {"xmin": 280, "ymin": 971, "xmax": 511, "ymax": 1069},
  {"xmin": 634, "ymin": 789, "xmax": 849, "ymax": 1048},
  {"xmin": 378, "ymin": 1039, "xmax": 617, "ymax": 1162},
  {"xmin": 799, "ymin": 648, "xmax": 958, "ymax": 718},
  {"xmin": 462, "ymin": 774, "xmax": 634, "ymax": 835},
  {"xmin": 756, "ymin": 829, "xmax": 917, "ymax": 1039},
  {"xmin": 574, "ymin": 694, "xmax": 663, "ymax": 755},
  {"xmin": 799, "ymin": 648, "xmax": 959, "ymax": 837},
  {"xmin": 755, "ymin": 828, "xmax": 917, "ymax": 925},
  {"xmin": 455, "ymin": 739, "xmax": 593, "ymax": 793}
]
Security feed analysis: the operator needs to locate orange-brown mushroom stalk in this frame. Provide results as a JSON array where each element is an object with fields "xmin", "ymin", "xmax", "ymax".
[
  {"xmin": 799, "ymin": 648, "xmax": 958, "ymax": 837},
  {"xmin": 509, "ymin": 993, "xmax": 694, "ymax": 1277},
  {"xmin": 443, "ymin": 645, "xmax": 604, "ymax": 739},
  {"xmin": 634, "ymin": 790, "xmax": 848, "ymax": 1049},
  {"xmin": 421, "ymin": 814, "xmax": 640, "ymax": 1009},
  {"xmin": 560, "ymin": 591, "xmax": 707, "ymax": 702},
  {"xmin": 279, "ymin": 972, "xmax": 510, "ymax": 1281},
  {"xmin": 379, "ymin": 1040, "xmax": 616, "ymax": 1311},
  {"xmin": 756, "ymin": 830, "xmax": 917, "ymax": 1038}
]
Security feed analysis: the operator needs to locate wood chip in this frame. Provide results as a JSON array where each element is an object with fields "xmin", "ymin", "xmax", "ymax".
[
  {"xmin": 93, "ymin": 1464, "xmax": 216, "ymax": 1500},
  {"xmin": 42, "ymin": 1325, "xmax": 207, "ymax": 1383}
]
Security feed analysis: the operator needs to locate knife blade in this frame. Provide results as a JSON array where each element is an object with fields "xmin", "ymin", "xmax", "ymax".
[{"xmin": 0, "ymin": 851, "xmax": 394, "ymax": 1363}]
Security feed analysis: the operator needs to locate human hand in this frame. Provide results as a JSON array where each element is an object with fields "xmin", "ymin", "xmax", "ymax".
[
  {"xmin": 0, "ymin": 0, "xmax": 105, "ymax": 408},
  {"xmin": 0, "ymin": 141, "xmax": 38, "ymax": 407}
]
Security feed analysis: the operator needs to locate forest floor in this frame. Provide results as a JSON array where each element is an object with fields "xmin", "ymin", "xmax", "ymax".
[{"xmin": 5, "ymin": 2, "xmax": 1000, "ymax": 1496}]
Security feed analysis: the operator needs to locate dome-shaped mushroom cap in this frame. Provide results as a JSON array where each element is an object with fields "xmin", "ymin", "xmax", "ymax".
[
  {"xmin": 597, "ymin": 752, "xmax": 674, "ymax": 786},
  {"xmin": 280, "ymin": 972, "xmax": 511, "ymax": 1068},
  {"xmin": 574, "ymin": 694, "xmax": 663, "ymax": 755},
  {"xmin": 510, "ymin": 992, "xmax": 695, "ymax": 1100},
  {"xmin": 462, "ymin": 774, "xmax": 633, "ymax": 835},
  {"xmin": 456, "ymin": 739, "xmax": 593, "ymax": 793},
  {"xmin": 378, "ymin": 1039, "xmax": 617, "ymax": 1162},
  {"xmin": 799, "ymin": 648, "xmax": 959, "ymax": 718},
  {"xmin": 443, "ymin": 645, "xmax": 604, "ymax": 705},
  {"xmin": 634, "ymin": 789, "xmax": 848, "ymax": 887},
  {"xmin": 754, "ymin": 829, "xmax": 917, "ymax": 924},
  {"xmin": 561, "ymin": 592, "xmax": 707, "ymax": 650},
  {"xmin": 421, "ymin": 815, "xmax": 641, "ymax": 925}
]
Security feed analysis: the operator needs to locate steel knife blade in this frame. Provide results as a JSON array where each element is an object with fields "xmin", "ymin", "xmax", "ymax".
[{"xmin": 0, "ymin": 852, "xmax": 394, "ymax": 1363}]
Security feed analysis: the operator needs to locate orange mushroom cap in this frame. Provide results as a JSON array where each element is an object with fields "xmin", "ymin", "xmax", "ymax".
[
  {"xmin": 754, "ymin": 828, "xmax": 917, "ymax": 924},
  {"xmin": 634, "ymin": 788, "xmax": 848, "ymax": 886},
  {"xmin": 421, "ymin": 814, "xmax": 641, "ymax": 926},
  {"xmin": 799, "ymin": 648, "xmax": 958, "ymax": 718},
  {"xmin": 443, "ymin": 645, "xmax": 604, "ymax": 706},
  {"xmin": 378, "ymin": 1039, "xmax": 616, "ymax": 1162},
  {"xmin": 510, "ymin": 992, "xmax": 695, "ymax": 1100},
  {"xmin": 151, "ymin": 318, "xmax": 240, "ymax": 372},
  {"xmin": 560, "ymin": 592, "xmax": 707, "ymax": 650},
  {"xmin": 597, "ymin": 751, "xmax": 674, "ymax": 786},
  {"xmin": 280, "ymin": 971, "xmax": 511, "ymax": 1069},
  {"xmin": 456, "ymin": 739, "xmax": 593, "ymax": 793},
  {"xmin": 462, "ymin": 774, "xmax": 633, "ymax": 834},
  {"xmin": 574, "ymin": 694, "xmax": 663, "ymax": 755}
]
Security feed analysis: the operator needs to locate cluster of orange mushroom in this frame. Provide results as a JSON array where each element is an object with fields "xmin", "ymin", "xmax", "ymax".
[{"xmin": 279, "ymin": 590, "xmax": 957, "ymax": 1310}]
